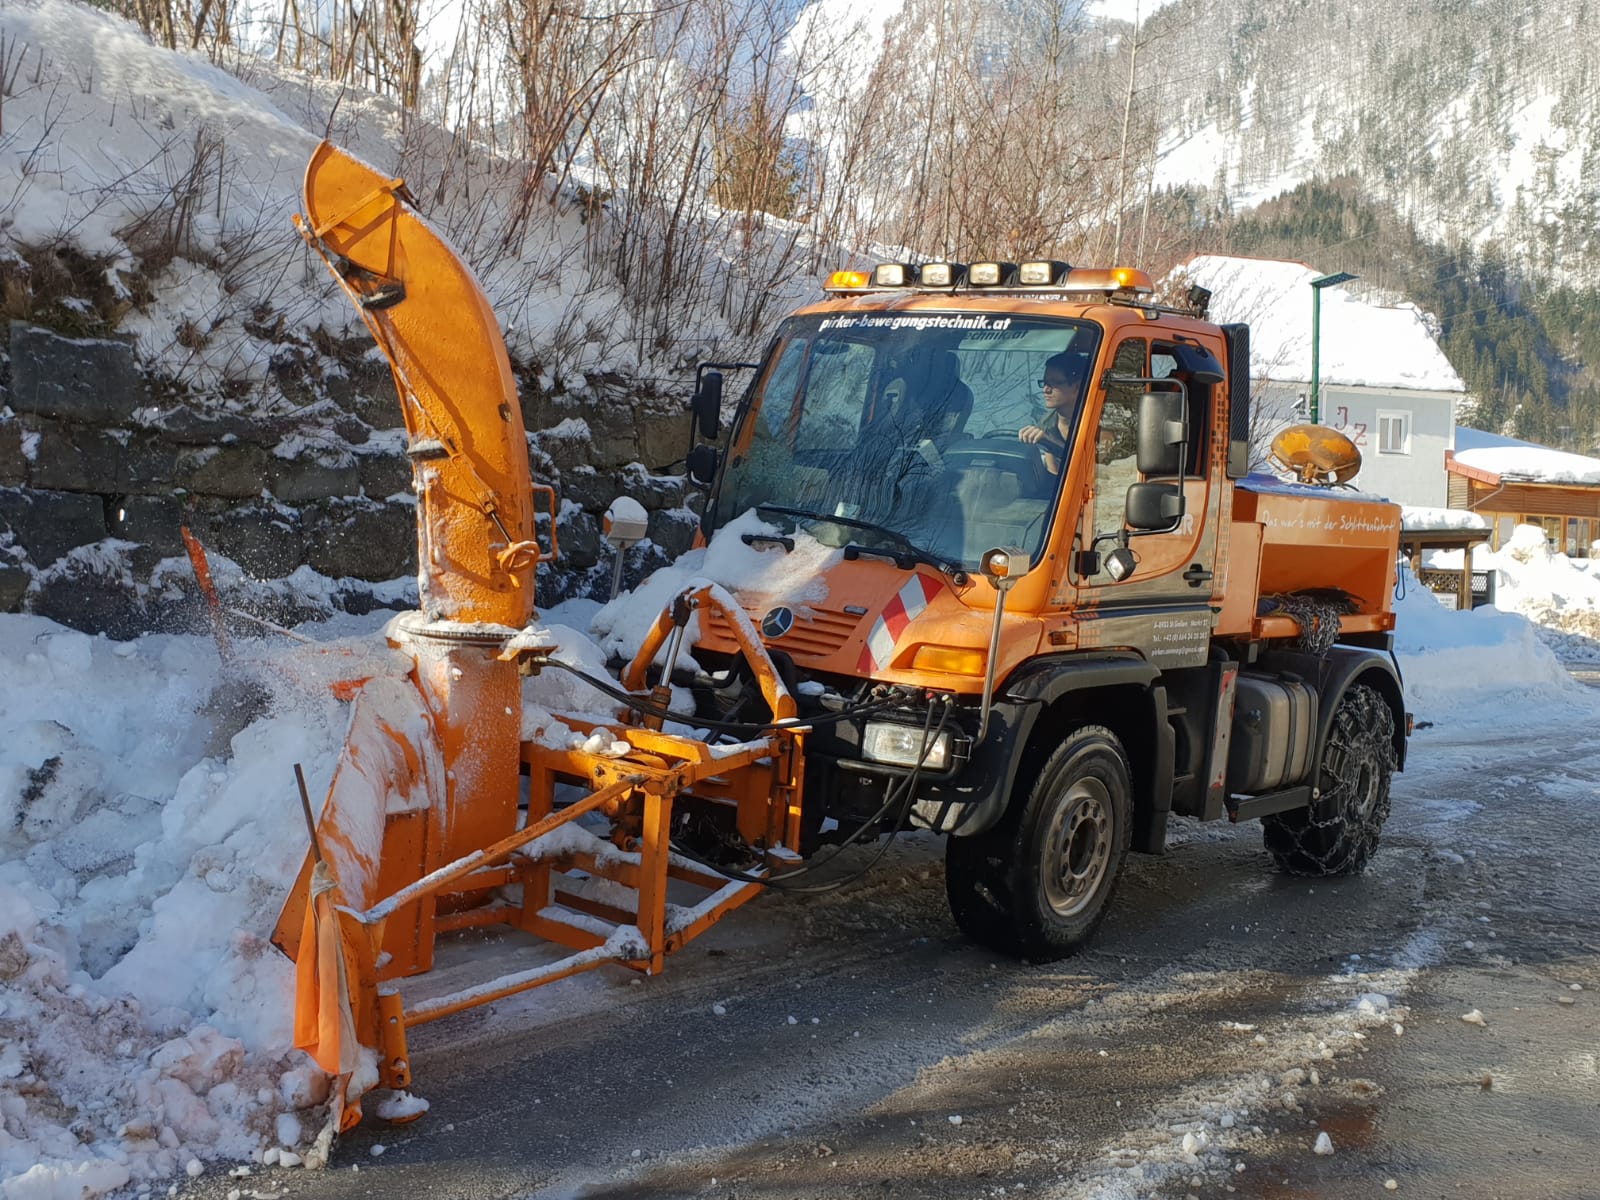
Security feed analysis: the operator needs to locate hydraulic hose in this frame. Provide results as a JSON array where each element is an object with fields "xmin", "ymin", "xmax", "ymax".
[
  {"xmin": 545, "ymin": 659, "xmax": 900, "ymax": 736},
  {"xmin": 668, "ymin": 696, "xmax": 954, "ymax": 894}
]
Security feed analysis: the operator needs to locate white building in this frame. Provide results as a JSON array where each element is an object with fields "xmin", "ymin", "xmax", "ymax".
[{"xmin": 1174, "ymin": 255, "xmax": 1465, "ymax": 506}]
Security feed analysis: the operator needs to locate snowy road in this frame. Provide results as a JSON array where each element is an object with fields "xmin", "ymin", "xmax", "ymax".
[{"xmin": 178, "ymin": 677, "xmax": 1600, "ymax": 1200}]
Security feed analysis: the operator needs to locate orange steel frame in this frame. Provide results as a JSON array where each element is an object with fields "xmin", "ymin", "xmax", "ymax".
[{"xmin": 272, "ymin": 144, "xmax": 806, "ymax": 1125}]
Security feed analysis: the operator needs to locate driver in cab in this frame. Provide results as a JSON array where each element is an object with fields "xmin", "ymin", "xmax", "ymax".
[{"xmin": 1018, "ymin": 351, "xmax": 1090, "ymax": 475}]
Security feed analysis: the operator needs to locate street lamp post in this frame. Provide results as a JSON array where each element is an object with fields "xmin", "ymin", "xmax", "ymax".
[{"xmin": 1309, "ymin": 271, "xmax": 1357, "ymax": 425}]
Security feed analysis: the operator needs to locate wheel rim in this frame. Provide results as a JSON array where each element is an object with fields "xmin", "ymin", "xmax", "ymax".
[
  {"xmin": 1039, "ymin": 777, "xmax": 1113, "ymax": 919},
  {"xmin": 1351, "ymin": 759, "xmax": 1378, "ymax": 821}
]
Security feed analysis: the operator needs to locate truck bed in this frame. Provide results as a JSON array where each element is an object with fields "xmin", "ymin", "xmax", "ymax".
[{"xmin": 1214, "ymin": 475, "xmax": 1401, "ymax": 641}]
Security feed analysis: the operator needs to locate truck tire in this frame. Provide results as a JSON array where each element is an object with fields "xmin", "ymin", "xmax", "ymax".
[
  {"xmin": 945, "ymin": 725, "xmax": 1132, "ymax": 961},
  {"xmin": 1262, "ymin": 683, "xmax": 1396, "ymax": 876}
]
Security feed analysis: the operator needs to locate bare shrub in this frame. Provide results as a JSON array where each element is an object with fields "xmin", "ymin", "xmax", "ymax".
[{"xmin": 117, "ymin": 125, "xmax": 226, "ymax": 272}]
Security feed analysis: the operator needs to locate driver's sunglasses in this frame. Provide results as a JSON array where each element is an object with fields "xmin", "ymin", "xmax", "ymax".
[{"xmin": 1039, "ymin": 378, "xmax": 1071, "ymax": 390}]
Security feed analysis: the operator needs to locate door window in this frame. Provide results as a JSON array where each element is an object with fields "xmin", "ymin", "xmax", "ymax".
[{"xmin": 1091, "ymin": 338, "xmax": 1148, "ymax": 552}]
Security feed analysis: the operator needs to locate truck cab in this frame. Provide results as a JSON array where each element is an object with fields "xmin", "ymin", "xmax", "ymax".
[{"xmin": 672, "ymin": 260, "xmax": 1408, "ymax": 960}]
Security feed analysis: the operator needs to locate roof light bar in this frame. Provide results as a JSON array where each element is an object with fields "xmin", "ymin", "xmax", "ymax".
[{"xmin": 822, "ymin": 260, "xmax": 1155, "ymax": 295}]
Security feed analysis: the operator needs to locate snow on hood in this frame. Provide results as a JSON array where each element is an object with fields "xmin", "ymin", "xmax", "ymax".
[{"xmin": 589, "ymin": 509, "xmax": 845, "ymax": 666}]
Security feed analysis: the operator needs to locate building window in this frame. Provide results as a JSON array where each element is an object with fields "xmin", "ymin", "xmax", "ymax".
[{"xmin": 1377, "ymin": 410, "xmax": 1411, "ymax": 455}]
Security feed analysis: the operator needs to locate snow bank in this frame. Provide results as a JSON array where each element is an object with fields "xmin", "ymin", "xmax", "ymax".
[
  {"xmin": 1393, "ymin": 559, "xmax": 1587, "ymax": 720},
  {"xmin": 0, "ymin": 616, "xmax": 386, "ymax": 1193},
  {"xmin": 0, "ymin": 600, "xmax": 653, "ymax": 1195},
  {"xmin": 1424, "ymin": 523, "xmax": 1600, "ymax": 660}
]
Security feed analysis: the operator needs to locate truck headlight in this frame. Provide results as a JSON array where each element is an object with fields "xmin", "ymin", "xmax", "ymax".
[{"xmin": 862, "ymin": 722, "xmax": 951, "ymax": 769}]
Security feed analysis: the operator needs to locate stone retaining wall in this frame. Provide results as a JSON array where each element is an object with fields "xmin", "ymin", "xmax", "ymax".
[{"xmin": 0, "ymin": 321, "xmax": 703, "ymax": 636}]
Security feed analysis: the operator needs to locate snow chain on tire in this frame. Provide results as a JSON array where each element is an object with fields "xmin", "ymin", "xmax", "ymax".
[{"xmin": 1262, "ymin": 683, "xmax": 1397, "ymax": 876}]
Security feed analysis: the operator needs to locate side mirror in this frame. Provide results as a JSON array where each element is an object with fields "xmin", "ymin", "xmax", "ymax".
[
  {"xmin": 1172, "ymin": 341, "xmax": 1225, "ymax": 386},
  {"xmin": 1125, "ymin": 481, "xmax": 1184, "ymax": 531},
  {"xmin": 686, "ymin": 443, "xmax": 720, "ymax": 487},
  {"xmin": 691, "ymin": 369, "xmax": 723, "ymax": 442},
  {"xmin": 1135, "ymin": 391, "xmax": 1186, "ymax": 476}
]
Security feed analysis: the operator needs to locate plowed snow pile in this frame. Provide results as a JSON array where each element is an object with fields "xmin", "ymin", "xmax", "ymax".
[
  {"xmin": 1424, "ymin": 522, "xmax": 1600, "ymax": 662},
  {"xmin": 0, "ymin": 616, "xmax": 396, "ymax": 1196}
]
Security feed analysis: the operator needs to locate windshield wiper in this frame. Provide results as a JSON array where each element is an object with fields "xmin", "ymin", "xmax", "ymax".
[{"xmin": 756, "ymin": 504, "xmax": 965, "ymax": 578}]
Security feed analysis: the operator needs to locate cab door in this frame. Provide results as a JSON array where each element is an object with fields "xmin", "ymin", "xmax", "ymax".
[{"xmin": 1074, "ymin": 335, "xmax": 1224, "ymax": 670}]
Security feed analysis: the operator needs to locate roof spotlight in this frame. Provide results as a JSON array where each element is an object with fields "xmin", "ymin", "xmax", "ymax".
[
  {"xmin": 1018, "ymin": 259, "xmax": 1069, "ymax": 286},
  {"xmin": 968, "ymin": 261, "xmax": 1015, "ymax": 287},
  {"xmin": 918, "ymin": 261, "xmax": 963, "ymax": 288},
  {"xmin": 871, "ymin": 263, "xmax": 911, "ymax": 287}
]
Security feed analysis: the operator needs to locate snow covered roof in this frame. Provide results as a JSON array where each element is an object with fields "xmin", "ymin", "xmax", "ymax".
[
  {"xmin": 1401, "ymin": 505, "xmax": 1490, "ymax": 533},
  {"xmin": 1453, "ymin": 426, "xmax": 1544, "ymax": 454},
  {"xmin": 1452, "ymin": 444, "xmax": 1600, "ymax": 486},
  {"xmin": 1173, "ymin": 255, "xmax": 1466, "ymax": 394}
]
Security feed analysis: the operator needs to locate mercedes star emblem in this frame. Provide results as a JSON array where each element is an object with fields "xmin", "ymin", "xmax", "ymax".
[{"xmin": 760, "ymin": 606, "xmax": 795, "ymax": 638}]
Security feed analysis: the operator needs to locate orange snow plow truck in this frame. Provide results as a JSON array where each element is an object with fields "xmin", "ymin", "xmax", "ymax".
[{"xmin": 273, "ymin": 143, "xmax": 1408, "ymax": 1127}]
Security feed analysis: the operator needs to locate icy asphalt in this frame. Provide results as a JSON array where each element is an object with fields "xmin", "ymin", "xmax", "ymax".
[{"xmin": 177, "ymin": 680, "xmax": 1600, "ymax": 1200}]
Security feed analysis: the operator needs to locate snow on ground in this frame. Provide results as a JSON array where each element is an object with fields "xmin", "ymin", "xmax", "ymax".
[{"xmin": 3, "ymin": 513, "xmax": 1594, "ymax": 1195}]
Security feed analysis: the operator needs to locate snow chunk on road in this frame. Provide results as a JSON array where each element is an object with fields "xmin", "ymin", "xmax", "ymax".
[{"xmin": 374, "ymin": 1091, "xmax": 430, "ymax": 1122}]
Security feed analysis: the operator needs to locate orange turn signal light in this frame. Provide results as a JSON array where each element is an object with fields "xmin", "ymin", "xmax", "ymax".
[{"xmin": 912, "ymin": 645, "xmax": 987, "ymax": 676}]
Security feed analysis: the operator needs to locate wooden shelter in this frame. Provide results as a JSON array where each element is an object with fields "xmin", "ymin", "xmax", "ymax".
[
  {"xmin": 1398, "ymin": 519, "xmax": 1492, "ymax": 610},
  {"xmin": 1445, "ymin": 449, "xmax": 1600, "ymax": 558}
]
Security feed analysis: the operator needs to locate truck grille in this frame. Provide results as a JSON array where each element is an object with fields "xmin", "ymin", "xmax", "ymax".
[{"xmin": 701, "ymin": 604, "xmax": 861, "ymax": 659}]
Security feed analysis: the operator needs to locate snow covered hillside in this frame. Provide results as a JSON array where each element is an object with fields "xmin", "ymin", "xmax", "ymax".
[{"xmin": 0, "ymin": 0, "xmax": 797, "ymax": 387}]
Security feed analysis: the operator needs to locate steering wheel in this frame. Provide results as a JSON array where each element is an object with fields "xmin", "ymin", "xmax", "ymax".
[{"xmin": 939, "ymin": 436, "xmax": 1057, "ymax": 498}]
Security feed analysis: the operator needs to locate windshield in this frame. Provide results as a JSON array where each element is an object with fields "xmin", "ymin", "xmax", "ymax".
[{"xmin": 709, "ymin": 312, "xmax": 1100, "ymax": 571}]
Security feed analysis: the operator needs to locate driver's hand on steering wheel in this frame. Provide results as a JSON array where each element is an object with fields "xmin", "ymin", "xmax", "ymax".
[{"xmin": 1019, "ymin": 424, "xmax": 1048, "ymax": 444}]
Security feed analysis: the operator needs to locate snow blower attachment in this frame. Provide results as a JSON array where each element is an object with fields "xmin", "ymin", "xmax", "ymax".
[{"xmin": 271, "ymin": 142, "xmax": 806, "ymax": 1128}]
